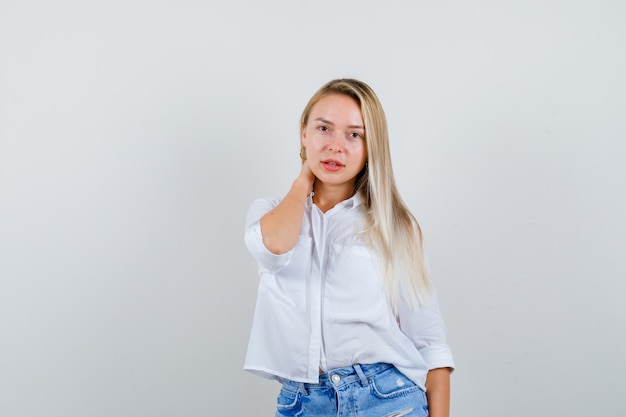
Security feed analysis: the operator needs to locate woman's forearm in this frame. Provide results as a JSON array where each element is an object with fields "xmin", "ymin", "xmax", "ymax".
[
  {"xmin": 259, "ymin": 170, "xmax": 313, "ymax": 254},
  {"xmin": 425, "ymin": 367, "xmax": 451, "ymax": 417}
]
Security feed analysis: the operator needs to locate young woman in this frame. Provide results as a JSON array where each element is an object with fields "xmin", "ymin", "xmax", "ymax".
[{"xmin": 244, "ymin": 79, "xmax": 454, "ymax": 417}]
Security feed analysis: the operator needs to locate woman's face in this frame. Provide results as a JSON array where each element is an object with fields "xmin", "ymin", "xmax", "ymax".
[{"xmin": 301, "ymin": 93, "xmax": 367, "ymax": 190}]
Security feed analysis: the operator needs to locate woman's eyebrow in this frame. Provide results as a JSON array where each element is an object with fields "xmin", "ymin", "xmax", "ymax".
[
  {"xmin": 313, "ymin": 117, "xmax": 334, "ymax": 125},
  {"xmin": 313, "ymin": 117, "xmax": 364, "ymax": 130}
]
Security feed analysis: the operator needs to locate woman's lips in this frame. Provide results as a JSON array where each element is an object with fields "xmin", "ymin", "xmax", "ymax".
[{"xmin": 322, "ymin": 159, "xmax": 344, "ymax": 172}]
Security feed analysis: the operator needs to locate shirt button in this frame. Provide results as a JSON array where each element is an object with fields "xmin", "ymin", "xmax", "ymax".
[{"xmin": 331, "ymin": 374, "xmax": 341, "ymax": 383}]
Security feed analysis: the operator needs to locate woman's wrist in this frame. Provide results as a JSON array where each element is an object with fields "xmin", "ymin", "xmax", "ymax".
[{"xmin": 293, "ymin": 175, "xmax": 314, "ymax": 196}]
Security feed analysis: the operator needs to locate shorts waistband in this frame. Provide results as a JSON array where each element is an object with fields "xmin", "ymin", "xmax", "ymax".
[{"xmin": 281, "ymin": 363, "xmax": 394, "ymax": 391}]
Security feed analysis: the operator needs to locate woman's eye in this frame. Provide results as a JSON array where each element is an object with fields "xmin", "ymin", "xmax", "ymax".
[
  {"xmin": 349, "ymin": 132, "xmax": 362, "ymax": 138},
  {"xmin": 318, "ymin": 126, "xmax": 329, "ymax": 132}
]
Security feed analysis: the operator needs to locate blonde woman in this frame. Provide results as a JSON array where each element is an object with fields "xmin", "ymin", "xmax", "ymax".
[{"xmin": 244, "ymin": 79, "xmax": 454, "ymax": 417}]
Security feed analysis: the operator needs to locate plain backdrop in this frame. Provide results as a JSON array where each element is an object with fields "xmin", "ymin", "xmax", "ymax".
[{"xmin": 1, "ymin": 1, "xmax": 625, "ymax": 416}]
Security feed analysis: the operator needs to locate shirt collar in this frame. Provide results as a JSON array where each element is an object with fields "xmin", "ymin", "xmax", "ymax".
[
  {"xmin": 307, "ymin": 191, "xmax": 364, "ymax": 210},
  {"xmin": 344, "ymin": 192, "xmax": 364, "ymax": 209}
]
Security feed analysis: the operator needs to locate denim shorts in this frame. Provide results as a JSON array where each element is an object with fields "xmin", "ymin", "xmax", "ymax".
[{"xmin": 275, "ymin": 363, "xmax": 428, "ymax": 417}]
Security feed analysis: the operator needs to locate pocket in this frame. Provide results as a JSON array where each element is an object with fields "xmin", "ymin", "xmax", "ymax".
[
  {"xmin": 327, "ymin": 243, "xmax": 388, "ymax": 314},
  {"xmin": 370, "ymin": 368, "xmax": 422, "ymax": 399},
  {"xmin": 275, "ymin": 385, "xmax": 304, "ymax": 416}
]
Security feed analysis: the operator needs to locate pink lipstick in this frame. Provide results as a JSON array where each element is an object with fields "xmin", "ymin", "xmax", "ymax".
[{"xmin": 322, "ymin": 159, "xmax": 344, "ymax": 172}]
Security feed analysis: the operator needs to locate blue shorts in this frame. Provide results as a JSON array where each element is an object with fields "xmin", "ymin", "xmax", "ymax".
[{"xmin": 275, "ymin": 363, "xmax": 428, "ymax": 417}]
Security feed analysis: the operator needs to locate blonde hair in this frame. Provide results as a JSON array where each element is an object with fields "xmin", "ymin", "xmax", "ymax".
[{"xmin": 300, "ymin": 79, "xmax": 433, "ymax": 312}]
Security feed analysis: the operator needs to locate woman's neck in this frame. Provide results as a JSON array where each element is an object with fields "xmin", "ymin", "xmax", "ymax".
[{"xmin": 312, "ymin": 181, "xmax": 355, "ymax": 213}]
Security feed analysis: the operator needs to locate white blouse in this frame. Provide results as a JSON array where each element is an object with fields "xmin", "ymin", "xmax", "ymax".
[{"xmin": 243, "ymin": 193, "xmax": 454, "ymax": 390}]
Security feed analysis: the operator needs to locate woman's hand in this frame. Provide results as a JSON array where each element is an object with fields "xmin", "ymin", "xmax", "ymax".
[
  {"xmin": 297, "ymin": 159, "xmax": 316, "ymax": 195},
  {"xmin": 259, "ymin": 159, "xmax": 315, "ymax": 255}
]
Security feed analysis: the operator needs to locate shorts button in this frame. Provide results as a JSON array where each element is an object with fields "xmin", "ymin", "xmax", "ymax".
[{"xmin": 331, "ymin": 374, "xmax": 341, "ymax": 383}]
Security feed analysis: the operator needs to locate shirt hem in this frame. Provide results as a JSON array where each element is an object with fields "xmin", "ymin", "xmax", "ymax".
[{"xmin": 244, "ymin": 365, "xmax": 320, "ymax": 384}]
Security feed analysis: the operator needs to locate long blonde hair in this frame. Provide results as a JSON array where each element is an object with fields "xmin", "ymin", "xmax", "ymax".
[{"xmin": 300, "ymin": 79, "xmax": 433, "ymax": 312}]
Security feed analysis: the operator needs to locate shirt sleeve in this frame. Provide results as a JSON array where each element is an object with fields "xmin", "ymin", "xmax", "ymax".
[
  {"xmin": 244, "ymin": 197, "xmax": 295, "ymax": 273},
  {"xmin": 398, "ymin": 289, "xmax": 455, "ymax": 371}
]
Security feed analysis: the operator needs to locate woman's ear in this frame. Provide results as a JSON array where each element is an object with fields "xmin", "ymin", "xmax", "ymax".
[
  {"xmin": 300, "ymin": 124, "xmax": 308, "ymax": 162},
  {"xmin": 300, "ymin": 123, "xmax": 307, "ymax": 145}
]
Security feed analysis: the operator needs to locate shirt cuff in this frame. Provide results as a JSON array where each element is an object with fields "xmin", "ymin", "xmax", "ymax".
[
  {"xmin": 245, "ymin": 221, "xmax": 294, "ymax": 273},
  {"xmin": 419, "ymin": 345, "xmax": 456, "ymax": 372}
]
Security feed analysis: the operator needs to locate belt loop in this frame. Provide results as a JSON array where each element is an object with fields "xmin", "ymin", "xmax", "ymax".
[
  {"xmin": 353, "ymin": 364, "xmax": 368, "ymax": 387},
  {"xmin": 299, "ymin": 382, "xmax": 308, "ymax": 395}
]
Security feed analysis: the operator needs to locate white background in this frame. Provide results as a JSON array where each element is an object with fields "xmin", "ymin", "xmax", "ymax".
[{"xmin": 1, "ymin": 1, "xmax": 625, "ymax": 416}]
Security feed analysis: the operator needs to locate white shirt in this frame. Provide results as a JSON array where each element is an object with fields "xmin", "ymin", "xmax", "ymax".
[{"xmin": 244, "ymin": 193, "xmax": 454, "ymax": 390}]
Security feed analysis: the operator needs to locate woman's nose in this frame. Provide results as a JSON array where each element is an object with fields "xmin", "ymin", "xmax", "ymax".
[{"xmin": 328, "ymin": 132, "xmax": 344, "ymax": 151}]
